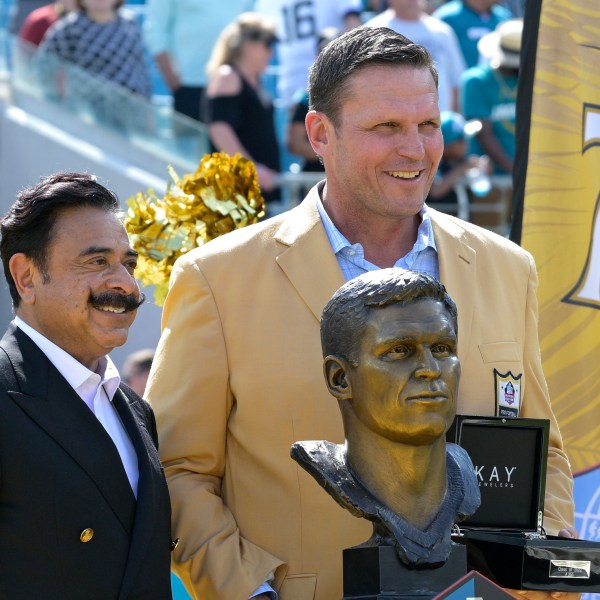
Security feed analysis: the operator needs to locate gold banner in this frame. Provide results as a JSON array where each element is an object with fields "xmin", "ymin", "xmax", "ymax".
[{"xmin": 520, "ymin": 0, "xmax": 600, "ymax": 474}]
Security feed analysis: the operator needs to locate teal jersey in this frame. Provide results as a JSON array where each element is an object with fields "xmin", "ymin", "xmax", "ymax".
[
  {"xmin": 460, "ymin": 65, "xmax": 518, "ymax": 174},
  {"xmin": 433, "ymin": 0, "xmax": 512, "ymax": 67}
]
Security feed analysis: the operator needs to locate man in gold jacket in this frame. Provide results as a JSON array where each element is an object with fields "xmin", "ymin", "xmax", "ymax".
[{"xmin": 146, "ymin": 26, "xmax": 575, "ymax": 600}]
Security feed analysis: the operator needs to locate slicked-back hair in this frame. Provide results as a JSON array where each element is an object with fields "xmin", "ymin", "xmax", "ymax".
[
  {"xmin": 308, "ymin": 26, "xmax": 439, "ymax": 128},
  {"xmin": 0, "ymin": 172, "xmax": 120, "ymax": 307},
  {"xmin": 321, "ymin": 268, "xmax": 457, "ymax": 366}
]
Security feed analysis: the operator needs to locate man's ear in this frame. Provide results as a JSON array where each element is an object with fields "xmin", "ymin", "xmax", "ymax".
[
  {"xmin": 9, "ymin": 253, "xmax": 37, "ymax": 305},
  {"xmin": 305, "ymin": 110, "xmax": 332, "ymax": 159},
  {"xmin": 323, "ymin": 355, "xmax": 352, "ymax": 401}
]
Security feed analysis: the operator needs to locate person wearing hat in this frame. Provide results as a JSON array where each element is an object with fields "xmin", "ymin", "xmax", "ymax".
[
  {"xmin": 459, "ymin": 18, "xmax": 522, "ymax": 176},
  {"xmin": 428, "ymin": 110, "xmax": 491, "ymax": 208},
  {"xmin": 286, "ymin": 28, "xmax": 340, "ymax": 176}
]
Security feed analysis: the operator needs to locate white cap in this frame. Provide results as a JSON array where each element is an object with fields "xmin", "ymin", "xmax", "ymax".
[{"xmin": 478, "ymin": 19, "xmax": 523, "ymax": 69}]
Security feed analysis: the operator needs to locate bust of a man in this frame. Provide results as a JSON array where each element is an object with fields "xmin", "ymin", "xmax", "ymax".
[{"xmin": 291, "ymin": 268, "xmax": 480, "ymax": 567}]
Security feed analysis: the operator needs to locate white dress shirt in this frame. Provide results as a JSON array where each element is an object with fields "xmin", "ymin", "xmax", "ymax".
[{"xmin": 14, "ymin": 316, "xmax": 139, "ymax": 497}]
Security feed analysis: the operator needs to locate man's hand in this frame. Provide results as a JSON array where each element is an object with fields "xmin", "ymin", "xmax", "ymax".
[{"xmin": 558, "ymin": 527, "xmax": 578, "ymax": 539}]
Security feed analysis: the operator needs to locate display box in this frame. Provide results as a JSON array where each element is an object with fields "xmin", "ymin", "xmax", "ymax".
[{"xmin": 447, "ymin": 415, "xmax": 600, "ymax": 592}]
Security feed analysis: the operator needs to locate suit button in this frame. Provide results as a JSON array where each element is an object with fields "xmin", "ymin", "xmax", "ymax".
[{"xmin": 80, "ymin": 528, "xmax": 94, "ymax": 543}]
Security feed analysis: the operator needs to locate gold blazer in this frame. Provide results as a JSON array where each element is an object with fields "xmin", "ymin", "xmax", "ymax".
[{"xmin": 147, "ymin": 186, "xmax": 573, "ymax": 600}]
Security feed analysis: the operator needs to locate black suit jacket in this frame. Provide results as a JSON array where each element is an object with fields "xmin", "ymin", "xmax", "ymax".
[{"xmin": 0, "ymin": 324, "xmax": 172, "ymax": 600}]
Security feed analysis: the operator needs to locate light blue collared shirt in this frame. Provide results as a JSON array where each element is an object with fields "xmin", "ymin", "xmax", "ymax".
[
  {"xmin": 316, "ymin": 196, "xmax": 440, "ymax": 281},
  {"xmin": 250, "ymin": 582, "xmax": 276, "ymax": 599}
]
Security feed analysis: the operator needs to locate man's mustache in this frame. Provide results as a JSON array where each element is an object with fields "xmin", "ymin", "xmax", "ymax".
[{"xmin": 90, "ymin": 291, "xmax": 146, "ymax": 312}]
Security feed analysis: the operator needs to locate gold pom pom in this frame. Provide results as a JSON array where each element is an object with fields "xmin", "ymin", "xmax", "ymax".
[{"xmin": 124, "ymin": 152, "xmax": 265, "ymax": 305}]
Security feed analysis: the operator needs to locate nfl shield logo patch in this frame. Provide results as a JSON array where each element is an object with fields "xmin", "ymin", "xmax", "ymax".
[{"xmin": 494, "ymin": 369, "xmax": 522, "ymax": 417}]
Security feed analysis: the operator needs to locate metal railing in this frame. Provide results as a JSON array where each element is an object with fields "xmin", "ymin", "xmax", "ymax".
[
  {"xmin": 8, "ymin": 36, "xmax": 210, "ymax": 173},
  {"xmin": 274, "ymin": 170, "xmax": 513, "ymax": 234}
]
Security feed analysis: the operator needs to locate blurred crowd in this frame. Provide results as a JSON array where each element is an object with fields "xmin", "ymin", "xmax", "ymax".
[{"xmin": 7, "ymin": 0, "xmax": 525, "ymax": 229}]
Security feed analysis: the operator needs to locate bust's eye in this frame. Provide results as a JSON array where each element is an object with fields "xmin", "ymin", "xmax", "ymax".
[
  {"xmin": 386, "ymin": 345, "xmax": 410, "ymax": 359},
  {"xmin": 431, "ymin": 343, "xmax": 452, "ymax": 356}
]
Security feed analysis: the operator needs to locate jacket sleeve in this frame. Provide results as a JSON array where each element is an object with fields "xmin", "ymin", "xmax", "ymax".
[
  {"xmin": 122, "ymin": 383, "xmax": 160, "ymax": 449},
  {"xmin": 145, "ymin": 254, "xmax": 283, "ymax": 600},
  {"xmin": 520, "ymin": 252, "xmax": 574, "ymax": 535}
]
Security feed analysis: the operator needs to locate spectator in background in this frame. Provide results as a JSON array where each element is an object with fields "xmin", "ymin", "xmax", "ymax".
[
  {"xmin": 287, "ymin": 87, "xmax": 322, "ymax": 172},
  {"xmin": 428, "ymin": 110, "xmax": 490, "ymax": 207},
  {"xmin": 460, "ymin": 18, "xmax": 521, "ymax": 175},
  {"xmin": 254, "ymin": 0, "xmax": 362, "ymax": 106},
  {"xmin": 286, "ymin": 27, "xmax": 340, "ymax": 174},
  {"xmin": 433, "ymin": 0, "xmax": 512, "ymax": 68},
  {"xmin": 204, "ymin": 13, "xmax": 281, "ymax": 202},
  {"xmin": 365, "ymin": 0, "xmax": 465, "ymax": 112},
  {"xmin": 143, "ymin": 0, "xmax": 251, "ymax": 121},
  {"xmin": 18, "ymin": 0, "xmax": 78, "ymax": 47},
  {"xmin": 38, "ymin": 0, "xmax": 151, "ymax": 98},
  {"xmin": 122, "ymin": 348, "xmax": 154, "ymax": 397}
]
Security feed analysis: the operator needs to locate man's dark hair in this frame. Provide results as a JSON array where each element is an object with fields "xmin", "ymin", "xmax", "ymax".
[
  {"xmin": 0, "ymin": 172, "xmax": 120, "ymax": 307},
  {"xmin": 308, "ymin": 26, "xmax": 439, "ymax": 128},
  {"xmin": 321, "ymin": 268, "xmax": 457, "ymax": 366}
]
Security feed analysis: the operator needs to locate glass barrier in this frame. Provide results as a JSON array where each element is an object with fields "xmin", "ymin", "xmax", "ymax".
[
  {"xmin": 0, "ymin": 2, "xmax": 10, "ymax": 76},
  {"xmin": 10, "ymin": 36, "xmax": 210, "ymax": 173},
  {"xmin": 3, "ymin": 32, "xmax": 514, "ymax": 233}
]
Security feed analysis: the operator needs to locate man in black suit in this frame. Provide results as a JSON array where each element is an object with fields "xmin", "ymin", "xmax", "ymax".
[{"xmin": 0, "ymin": 172, "xmax": 172, "ymax": 599}]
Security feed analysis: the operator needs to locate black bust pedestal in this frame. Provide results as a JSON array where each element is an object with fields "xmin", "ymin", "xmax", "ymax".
[{"xmin": 343, "ymin": 543, "xmax": 467, "ymax": 599}]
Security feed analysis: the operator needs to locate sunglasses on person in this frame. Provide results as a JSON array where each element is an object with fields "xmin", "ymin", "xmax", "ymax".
[{"xmin": 246, "ymin": 30, "xmax": 278, "ymax": 49}]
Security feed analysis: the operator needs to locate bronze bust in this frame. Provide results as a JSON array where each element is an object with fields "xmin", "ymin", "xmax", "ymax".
[{"xmin": 291, "ymin": 268, "xmax": 480, "ymax": 567}]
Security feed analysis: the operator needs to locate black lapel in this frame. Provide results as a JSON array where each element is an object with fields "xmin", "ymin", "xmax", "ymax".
[
  {"xmin": 113, "ymin": 386, "xmax": 164, "ymax": 599},
  {"xmin": 1, "ymin": 325, "xmax": 136, "ymax": 533}
]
